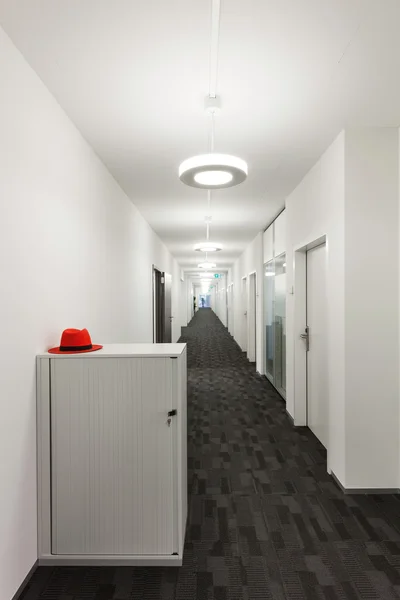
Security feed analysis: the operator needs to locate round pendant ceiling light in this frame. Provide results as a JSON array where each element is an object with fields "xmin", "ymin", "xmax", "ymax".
[
  {"xmin": 194, "ymin": 242, "xmax": 222, "ymax": 252},
  {"xmin": 179, "ymin": 153, "xmax": 247, "ymax": 189},
  {"xmin": 198, "ymin": 261, "xmax": 217, "ymax": 269}
]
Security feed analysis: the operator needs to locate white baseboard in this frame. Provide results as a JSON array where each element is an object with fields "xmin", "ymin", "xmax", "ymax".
[
  {"xmin": 331, "ymin": 471, "xmax": 399, "ymax": 495},
  {"xmin": 39, "ymin": 554, "xmax": 182, "ymax": 567}
]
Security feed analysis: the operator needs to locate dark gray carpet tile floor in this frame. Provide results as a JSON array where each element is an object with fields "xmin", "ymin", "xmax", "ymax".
[{"xmin": 20, "ymin": 308, "xmax": 400, "ymax": 600}]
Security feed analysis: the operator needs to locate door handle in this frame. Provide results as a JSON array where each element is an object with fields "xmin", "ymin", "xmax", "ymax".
[{"xmin": 300, "ymin": 327, "xmax": 310, "ymax": 351}]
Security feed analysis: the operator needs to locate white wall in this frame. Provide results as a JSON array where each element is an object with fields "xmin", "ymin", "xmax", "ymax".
[
  {"xmin": 0, "ymin": 27, "xmax": 184, "ymax": 600},
  {"xmin": 286, "ymin": 132, "xmax": 346, "ymax": 480},
  {"xmin": 213, "ymin": 275, "xmax": 228, "ymax": 326},
  {"xmin": 232, "ymin": 232, "xmax": 264, "ymax": 373},
  {"xmin": 286, "ymin": 128, "xmax": 399, "ymax": 490},
  {"xmin": 344, "ymin": 128, "xmax": 399, "ymax": 489}
]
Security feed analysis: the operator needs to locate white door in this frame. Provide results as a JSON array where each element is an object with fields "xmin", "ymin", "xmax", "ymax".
[
  {"xmin": 241, "ymin": 277, "xmax": 248, "ymax": 351},
  {"xmin": 306, "ymin": 244, "xmax": 328, "ymax": 447},
  {"xmin": 50, "ymin": 357, "xmax": 176, "ymax": 555},
  {"xmin": 248, "ymin": 273, "xmax": 256, "ymax": 362}
]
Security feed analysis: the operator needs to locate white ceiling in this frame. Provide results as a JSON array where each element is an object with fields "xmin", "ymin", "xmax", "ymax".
[{"xmin": 1, "ymin": 0, "xmax": 400, "ymax": 270}]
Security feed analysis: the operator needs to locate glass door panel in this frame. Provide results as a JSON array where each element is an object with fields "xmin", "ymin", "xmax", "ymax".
[
  {"xmin": 263, "ymin": 254, "xmax": 286, "ymax": 398},
  {"xmin": 274, "ymin": 254, "xmax": 286, "ymax": 396}
]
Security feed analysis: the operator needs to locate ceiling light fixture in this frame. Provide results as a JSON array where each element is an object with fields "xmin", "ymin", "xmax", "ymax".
[
  {"xmin": 194, "ymin": 242, "xmax": 222, "ymax": 252},
  {"xmin": 179, "ymin": 152, "xmax": 247, "ymax": 189},
  {"xmin": 198, "ymin": 261, "xmax": 217, "ymax": 269}
]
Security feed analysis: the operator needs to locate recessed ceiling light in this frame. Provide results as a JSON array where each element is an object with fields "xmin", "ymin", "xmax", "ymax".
[
  {"xmin": 179, "ymin": 154, "xmax": 248, "ymax": 189},
  {"xmin": 265, "ymin": 272, "xmax": 275, "ymax": 277},
  {"xmin": 194, "ymin": 242, "xmax": 223, "ymax": 252},
  {"xmin": 198, "ymin": 261, "xmax": 217, "ymax": 269}
]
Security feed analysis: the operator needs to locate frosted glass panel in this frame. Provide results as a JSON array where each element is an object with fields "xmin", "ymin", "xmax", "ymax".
[
  {"xmin": 274, "ymin": 254, "xmax": 286, "ymax": 395},
  {"xmin": 264, "ymin": 261, "xmax": 274, "ymax": 380},
  {"xmin": 263, "ymin": 254, "xmax": 286, "ymax": 398}
]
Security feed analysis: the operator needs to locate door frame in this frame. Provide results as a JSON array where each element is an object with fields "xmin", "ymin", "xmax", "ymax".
[
  {"xmin": 227, "ymin": 282, "xmax": 234, "ymax": 335},
  {"xmin": 293, "ymin": 234, "xmax": 327, "ymax": 428},
  {"xmin": 241, "ymin": 276, "xmax": 248, "ymax": 352},
  {"xmin": 248, "ymin": 271, "xmax": 257, "ymax": 362},
  {"xmin": 163, "ymin": 271, "xmax": 172, "ymax": 343},
  {"xmin": 306, "ymin": 242, "xmax": 328, "ymax": 449},
  {"xmin": 152, "ymin": 264, "xmax": 166, "ymax": 343}
]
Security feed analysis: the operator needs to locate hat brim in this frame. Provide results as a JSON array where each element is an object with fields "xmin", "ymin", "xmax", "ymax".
[{"xmin": 48, "ymin": 344, "xmax": 103, "ymax": 355}]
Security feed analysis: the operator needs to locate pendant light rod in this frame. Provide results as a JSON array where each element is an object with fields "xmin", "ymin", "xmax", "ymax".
[
  {"xmin": 210, "ymin": 111, "xmax": 215, "ymax": 152},
  {"xmin": 206, "ymin": 190, "xmax": 211, "ymax": 240},
  {"xmin": 209, "ymin": 0, "xmax": 221, "ymax": 99}
]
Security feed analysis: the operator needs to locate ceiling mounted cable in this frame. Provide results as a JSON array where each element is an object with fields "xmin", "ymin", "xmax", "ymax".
[
  {"xmin": 178, "ymin": 0, "xmax": 248, "ymax": 190},
  {"xmin": 194, "ymin": 197, "xmax": 223, "ymax": 253},
  {"xmin": 209, "ymin": 0, "xmax": 221, "ymax": 99}
]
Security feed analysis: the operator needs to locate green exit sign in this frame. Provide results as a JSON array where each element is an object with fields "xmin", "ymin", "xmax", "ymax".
[{"xmin": 214, "ymin": 273, "xmax": 221, "ymax": 279}]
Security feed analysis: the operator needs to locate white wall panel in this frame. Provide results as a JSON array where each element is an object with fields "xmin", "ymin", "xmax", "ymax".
[
  {"xmin": 344, "ymin": 128, "xmax": 399, "ymax": 489},
  {"xmin": 286, "ymin": 127, "xmax": 399, "ymax": 491},
  {"xmin": 263, "ymin": 227, "xmax": 273, "ymax": 263},
  {"xmin": 274, "ymin": 211, "xmax": 286, "ymax": 257},
  {"xmin": 286, "ymin": 133, "xmax": 345, "ymax": 479}
]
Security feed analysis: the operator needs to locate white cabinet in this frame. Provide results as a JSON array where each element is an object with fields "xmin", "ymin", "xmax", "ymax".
[{"xmin": 37, "ymin": 344, "xmax": 187, "ymax": 566}]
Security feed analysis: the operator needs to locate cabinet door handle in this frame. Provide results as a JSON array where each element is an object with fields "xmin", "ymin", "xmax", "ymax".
[{"xmin": 168, "ymin": 409, "xmax": 177, "ymax": 417}]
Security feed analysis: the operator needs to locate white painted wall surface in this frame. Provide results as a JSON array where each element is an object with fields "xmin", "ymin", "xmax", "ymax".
[
  {"xmin": 286, "ymin": 132, "xmax": 346, "ymax": 481},
  {"xmin": 344, "ymin": 128, "xmax": 399, "ymax": 489},
  {"xmin": 286, "ymin": 128, "xmax": 399, "ymax": 490},
  {"xmin": 274, "ymin": 211, "xmax": 286, "ymax": 258},
  {"xmin": 232, "ymin": 232, "xmax": 264, "ymax": 373},
  {"xmin": 212, "ymin": 275, "xmax": 228, "ymax": 327},
  {"xmin": 263, "ymin": 226, "xmax": 273, "ymax": 263},
  {"xmin": 0, "ymin": 27, "xmax": 183, "ymax": 600}
]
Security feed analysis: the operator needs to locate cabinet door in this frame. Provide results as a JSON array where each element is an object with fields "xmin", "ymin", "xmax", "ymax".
[{"xmin": 51, "ymin": 357, "xmax": 176, "ymax": 556}]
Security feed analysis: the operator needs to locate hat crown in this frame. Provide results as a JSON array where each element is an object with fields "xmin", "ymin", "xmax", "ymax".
[{"xmin": 59, "ymin": 328, "xmax": 92, "ymax": 349}]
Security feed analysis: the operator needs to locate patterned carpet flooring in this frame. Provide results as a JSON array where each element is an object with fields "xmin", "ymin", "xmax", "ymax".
[{"xmin": 21, "ymin": 309, "xmax": 400, "ymax": 599}]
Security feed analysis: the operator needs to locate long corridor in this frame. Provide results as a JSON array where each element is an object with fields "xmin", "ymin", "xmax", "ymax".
[{"xmin": 22, "ymin": 309, "xmax": 400, "ymax": 600}]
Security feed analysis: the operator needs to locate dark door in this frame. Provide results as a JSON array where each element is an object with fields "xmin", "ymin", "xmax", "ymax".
[
  {"xmin": 154, "ymin": 268, "xmax": 164, "ymax": 343},
  {"xmin": 163, "ymin": 272, "xmax": 172, "ymax": 343}
]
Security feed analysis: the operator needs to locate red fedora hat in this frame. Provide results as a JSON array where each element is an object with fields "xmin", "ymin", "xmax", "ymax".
[{"xmin": 48, "ymin": 328, "xmax": 103, "ymax": 354}]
